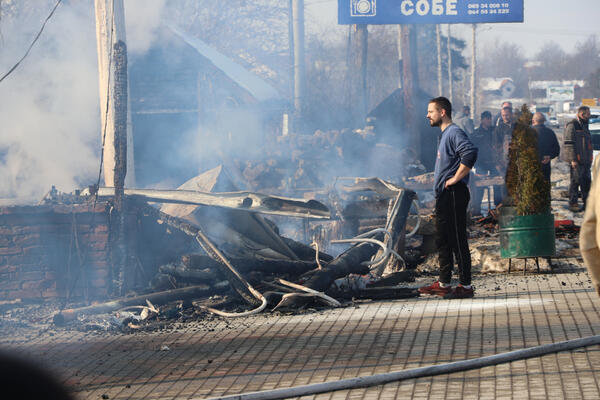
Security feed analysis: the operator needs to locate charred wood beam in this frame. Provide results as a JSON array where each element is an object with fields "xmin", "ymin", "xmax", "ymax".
[
  {"xmin": 141, "ymin": 205, "xmax": 263, "ymax": 306},
  {"xmin": 329, "ymin": 286, "xmax": 419, "ymax": 301},
  {"xmin": 300, "ymin": 241, "xmax": 376, "ymax": 292},
  {"xmin": 181, "ymin": 254, "xmax": 317, "ymax": 276},
  {"xmin": 112, "ymin": 40, "xmax": 129, "ymax": 296},
  {"xmin": 88, "ymin": 187, "xmax": 330, "ymax": 219},
  {"xmin": 279, "ymin": 236, "xmax": 334, "ymax": 263},
  {"xmin": 372, "ymin": 189, "xmax": 416, "ymax": 277},
  {"xmin": 53, "ymin": 284, "xmax": 222, "ymax": 325},
  {"xmin": 158, "ymin": 264, "xmax": 218, "ymax": 283}
]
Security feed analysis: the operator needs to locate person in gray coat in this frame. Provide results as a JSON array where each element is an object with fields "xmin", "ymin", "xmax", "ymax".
[
  {"xmin": 454, "ymin": 105, "xmax": 475, "ymax": 135},
  {"xmin": 564, "ymin": 106, "xmax": 593, "ymax": 212}
]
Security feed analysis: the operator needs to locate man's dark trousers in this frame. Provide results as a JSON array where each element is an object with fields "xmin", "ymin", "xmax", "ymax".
[
  {"xmin": 435, "ymin": 182, "xmax": 472, "ymax": 285},
  {"xmin": 569, "ymin": 163, "xmax": 592, "ymax": 207}
]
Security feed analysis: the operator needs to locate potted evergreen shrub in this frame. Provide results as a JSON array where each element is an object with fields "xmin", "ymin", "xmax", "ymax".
[{"xmin": 499, "ymin": 105, "xmax": 556, "ymax": 259}]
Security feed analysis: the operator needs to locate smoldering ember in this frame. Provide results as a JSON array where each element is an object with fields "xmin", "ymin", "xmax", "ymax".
[{"xmin": 1, "ymin": 1, "xmax": 600, "ymax": 399}]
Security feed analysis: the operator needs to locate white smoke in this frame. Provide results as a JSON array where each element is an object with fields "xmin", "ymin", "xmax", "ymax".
[{"xmin": 0, "ymin": 0, "xmax": 167, "ymax": 201}]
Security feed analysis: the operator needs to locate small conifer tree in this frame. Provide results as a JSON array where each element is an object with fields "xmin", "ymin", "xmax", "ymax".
[{"xmin": 505, "ymin": 105, "xmax": 550, "ymax": 215}]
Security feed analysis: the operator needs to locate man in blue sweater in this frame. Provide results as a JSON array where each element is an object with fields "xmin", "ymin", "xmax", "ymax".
[{"xmin": 419, "ymin": 97, "xmax": 478, "ymax": 299}]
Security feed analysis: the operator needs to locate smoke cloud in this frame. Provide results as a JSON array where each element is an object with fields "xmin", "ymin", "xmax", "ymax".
[{"xmin": 0, "ymin": 0, "xmax": 168, "ymax": 201}]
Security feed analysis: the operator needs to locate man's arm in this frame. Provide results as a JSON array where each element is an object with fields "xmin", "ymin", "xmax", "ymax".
[
  {"xmin": 445, "ymin": 163, "xmax": 472, "ymax": 188},
  {"xmin": 563, "ymin": 122, "xmax": 577, "ymax": 167},
  {"xmin": 550, "ymin": 129, "xmax": 560, "ymax": 159}
]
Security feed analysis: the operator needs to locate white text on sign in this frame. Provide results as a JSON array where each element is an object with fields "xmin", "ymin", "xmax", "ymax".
[{"xmin": 400, "ymin": 0, "xmax": 458, "ymax": 16}]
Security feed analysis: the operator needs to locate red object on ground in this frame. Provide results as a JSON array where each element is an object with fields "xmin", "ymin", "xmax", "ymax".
[{"xmin": 555, "ymin": 220, "xmax": 574, "ymax": 228}]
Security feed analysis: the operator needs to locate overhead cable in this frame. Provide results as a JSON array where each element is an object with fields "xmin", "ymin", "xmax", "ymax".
[{"xmin": 0, "ymin": 0, "xmax": 63, "ymax": 84}]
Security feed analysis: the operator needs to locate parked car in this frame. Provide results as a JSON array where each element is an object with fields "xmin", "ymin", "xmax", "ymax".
[{"xmin": 547, "ymin": 116, "xmax": 560, "ymax": 129}]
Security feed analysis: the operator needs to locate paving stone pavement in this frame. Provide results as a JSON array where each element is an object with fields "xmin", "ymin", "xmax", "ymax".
[{"xmin": 1, "ymin": 257, "xmax": 599, "ymax": 399}]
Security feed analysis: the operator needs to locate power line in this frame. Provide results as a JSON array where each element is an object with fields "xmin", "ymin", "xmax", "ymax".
[{"xmin": 0, "ymin": 0, "xmax": 63, "ymax": 84}]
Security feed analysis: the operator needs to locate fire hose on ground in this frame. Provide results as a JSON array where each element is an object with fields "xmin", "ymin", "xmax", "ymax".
[{"xmin": 198, "ymin": 334, "xmax": 600, "ymax": 400}]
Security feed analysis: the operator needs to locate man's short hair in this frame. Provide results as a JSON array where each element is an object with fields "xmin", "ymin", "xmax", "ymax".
[
  {"xmin": 578, "ymin": 105, "xmax": 590, "ymax": 114},
  {"xmin": 501, "ymin": 101, "xmax": 513, "ymax": 110},
  {"xmin": 463, "ymin": 105, "xmax": 470, "ymax": 113},
  {"xmin": 429, "ymin": 97, "xmax": 452, "ymax": 118},
  {"xmin": 481, "ymin": 111, "xmax": 492, "ymax": 119}
]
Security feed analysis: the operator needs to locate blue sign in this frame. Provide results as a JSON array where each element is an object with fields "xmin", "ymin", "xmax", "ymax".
[{"xmin": 338, "ymin": 0, "xmax": 524, "ymax": 24}]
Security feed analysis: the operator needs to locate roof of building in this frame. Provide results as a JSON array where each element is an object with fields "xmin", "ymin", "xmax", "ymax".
[{"xmin": 166, "ymin": 23, "xmax": 283, "ymax": 103}]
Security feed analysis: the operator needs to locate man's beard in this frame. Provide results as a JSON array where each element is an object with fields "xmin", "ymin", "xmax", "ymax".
[{"xmin": 429, "ymin": 118, "xmax": 442, "ymax": 127}]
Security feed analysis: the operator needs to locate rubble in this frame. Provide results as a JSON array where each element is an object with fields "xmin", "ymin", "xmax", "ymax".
[{"xmin": 1, "ymin": 143, "xmax": 589, "ymax": 334}]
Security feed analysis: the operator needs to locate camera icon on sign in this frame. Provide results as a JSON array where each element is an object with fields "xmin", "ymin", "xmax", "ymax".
[{"xmin": 350, "ymin": 0, "xmax": 376, "ymax": 17}]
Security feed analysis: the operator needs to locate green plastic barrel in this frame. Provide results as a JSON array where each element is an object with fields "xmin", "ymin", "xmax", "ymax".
[{"xmin": 499, "ymin": 207, "xmax": 556, "ymax": 258}]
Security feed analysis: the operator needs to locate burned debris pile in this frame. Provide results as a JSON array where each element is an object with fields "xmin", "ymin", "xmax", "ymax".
[{"xmin": 25, "ymin": 164, "xmax": 424, "ymax": 332}]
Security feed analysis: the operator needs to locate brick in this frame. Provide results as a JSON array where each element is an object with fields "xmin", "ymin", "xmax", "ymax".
[
  {"xmin": 8, "ymin": 289, "xmax": 41, "ymax": 299},
  {"xmin": 83, "ymin": 232, "xmax": 109, "ymax": 242},
  {"xmin": 90, "ymin": 278, "xmax": 107, "ymax": 288},
  {"xmin": 87, "ymin": 251, "xmax": 109, "ymax": 261},
  {"xmin": 21, "ymin": 281, "xmax": 41, "ymax": 290},
  {"xmin": 12, "ymin": 233, "xmax": 41, "ymax": 247},
  {"xmin": 88, "ymin": 241, "xmax": 107, "ymax": 251},
  {"xmin": 44, "ymin": 272, "xmax": 58, "ymax": 280},
  {"xmin": 0, "ymin": 236, "xmax": 10, "ymax": 247},
  {"xmin": 0, "ymin": 281, "xmax": 23, "ymax": 290},
  {"xmin": 0, "ymin": 246, "xmax": 22, "ymax": 256},
  {"xmin": 0, "ymin": 256, "xmax": 5, "ymax": 266},
  {"xmin": 0, "ymin": 225, "xmax": 42, "ymax": 235},
  {"xmin": 5, "ymin": 254, "xmax": 43, "ymax": 265},
  {"xmin": 89, "ymin": 268, "xmax": 109, "ymax": 280},
  {"xmin": 41, "ymin": 289, "xmax": 60, "ymax": 298},
  {"xmin": 0, "ymin": 265, "xmax": 17, "ymax": 273},
  {"xmin": 17, "ymin": 271, "xmax": 46, "ymax": 281},
  {"xmin": 89, "ymin": 260, "xmax": 108, "ymax": 268},
  {"xmin": 22, "ymin": 245, "xmax": 58, "ymax": 256}
]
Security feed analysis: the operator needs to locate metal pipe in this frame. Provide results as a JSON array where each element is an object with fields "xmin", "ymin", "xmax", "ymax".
[{"xmin": 199, "ymin": 335, "xmax": 600, "ymax": 400}]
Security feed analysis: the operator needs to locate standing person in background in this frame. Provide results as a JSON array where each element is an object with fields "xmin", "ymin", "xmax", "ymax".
[
  {"xmin": 492, "ymin": 102, "xmax": 515, "ymax": 207},
  {"xmin": 455, "ymin": 105, "xmax": 475, "ymax": 135},
  {"xmin": 419, "ymin": 97, "xmax": 478, "ymax": 299},
  {"xmin": 532, "ymin": 111, "xmax": 560, "ymax": 184},
  {"xmin": 493, "ymin": 101, "xmax": 512, "ymax": 126},
  {"xmin": 564, "ymin": 106, "xmax": 592, "ymax": 212},
  {"xmin": 469, "ymin": 111, "xmax": 495, "ymax": 215}
]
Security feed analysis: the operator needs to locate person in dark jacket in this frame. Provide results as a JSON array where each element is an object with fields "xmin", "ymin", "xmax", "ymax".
[
  {"xmin": 419, "ymin": 97, "xmax": 478, "ymax": 299},
  {"xmin": 532, "ymin": 112, "xmax": 560, "ymax": 183},
  {"xmin": 564, "ymin": 106, "xmax": 592, "ymax": 212},
  {"xmin": 491, "ymin": 102, "xmax": 514, "ymax": 206},
  {"xmin": 468, "ymin": 111, "xmax": 495, "ymax": 215}
]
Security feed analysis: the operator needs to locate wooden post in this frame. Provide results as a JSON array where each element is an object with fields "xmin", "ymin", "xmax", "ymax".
[
  {"xmin": 292, "ymin": 0, "xmax": 305, "ymax": 132},
  {"xmin": 401, "ymin": 24, "xmax": 420, "ymax": 158},
  {"xmin": 470, "ymin": 24, "xmax": 477, "ymax": 121},
  {"xmin": 94, "ymin": 0, "xmax": 135, "ymax": 187},
  {"xmin": 447, "ymin": 24, "xmax": 453, "ymax": 104},
  {"xmin": 356, "ymin": 24, "xmax": 368, "ymax": 122},
  {"xmin": 397, "ymin": 25, "xmax": 403, "ymax": 88},
  {"xmin": 436, "ymin": 25, "xmax": 442, "ymax": 96},
  {"xmin": 113, "ymin": 40, "xmax": 129, "ymax": 295}
]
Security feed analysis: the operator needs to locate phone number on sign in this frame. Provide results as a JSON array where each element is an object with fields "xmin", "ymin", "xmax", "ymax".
[{"xmin": 467, "ymin": 2, "xmax": 510, "ymax": 15}]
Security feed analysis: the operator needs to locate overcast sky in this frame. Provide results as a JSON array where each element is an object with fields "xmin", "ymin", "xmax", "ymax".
[{"xmin": 306, "ymin": 0, "xmax": 599, "ymax": 55}]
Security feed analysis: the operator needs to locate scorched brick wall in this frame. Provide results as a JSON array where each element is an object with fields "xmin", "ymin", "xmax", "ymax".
[{"xmin": 0, "ymin": 203, "xmax": 111, "ymax": 301}]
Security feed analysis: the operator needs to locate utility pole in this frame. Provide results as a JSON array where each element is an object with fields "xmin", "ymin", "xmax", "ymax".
[
  {"xmin": 95, "ymin": 0, "xmax": 135, "ymax": 188},
  {"xmin": 95, "ymin": 0, "xmax": 135, "ymax": 295},
  {"xmin": 436, "ymin": 24, "xmax": 442, "ymax": 96},
  {"xmin": 470, "ymin": 24, "xmax": 477, "ymax": 122},
  {"xmin": 356, "ymin": 24, "xmax": 368, "ymax": 124},
  {"xmin": 292, "ymin": 0, "xmax": 305, "ymax": 132},
  {"xmin": 397, "ymin": 25, "xmax": 403, "ymax": 89},
  {"xmin": 401, "ymin": 24, "xmax": 420, "ymax": 159},
  {"xmin": 447, "ymin": 24, "xmax": 453, "ymax": 104}
]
